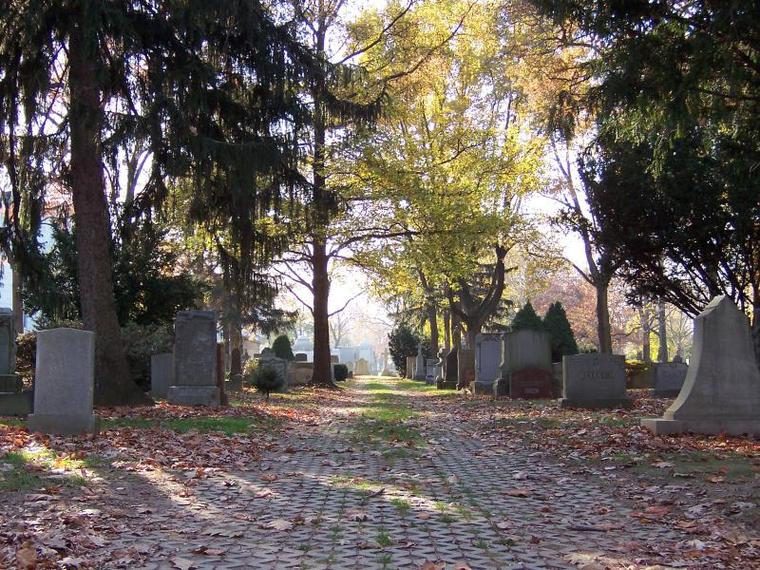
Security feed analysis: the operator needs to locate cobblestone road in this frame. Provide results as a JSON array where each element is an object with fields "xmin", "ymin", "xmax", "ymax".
[{"xmin": 125, "ymin": 377, "xmax": 683, "ymax": 569}]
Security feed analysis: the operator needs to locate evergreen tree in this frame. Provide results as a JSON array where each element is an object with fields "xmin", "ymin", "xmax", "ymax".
[
  {"xmin": 511, "ymin": 302, "xmax": 543, "ymax": 332},
  {"xmin": 271, "ymin": 335, "xmax": 295, "ymax": 361},
  {"xmin": 543, "ymin": 302, "xmax": 578, "ymax": 363}
]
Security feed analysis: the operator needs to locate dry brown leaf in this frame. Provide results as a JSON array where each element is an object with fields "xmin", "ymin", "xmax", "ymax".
[{"xmin": 15, "ymin": 541, "xmax": 37, "ymax": 569}]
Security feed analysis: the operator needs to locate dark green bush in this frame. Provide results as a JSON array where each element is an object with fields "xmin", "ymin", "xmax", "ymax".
[
  {"xmin": 543, "ymin": 302, "xmax": 579, "ymax": 363},
  {"xmin": 333, "ymin": 363, "xmax": 348, "ymax": 382},
  {"xmin": 511, "ymin": 302, "xmax": 544, "ymax": 332},
  {"xmin": 249, "ymin": 366, "xmax": 284, "ymax": 399},
  {"xmin": 388, "ymin": 323, "xmax": 429, "ymax": 376},
  {"xmin": 271, "ymin": 335, "xmax": 294, "ymax": 360}
]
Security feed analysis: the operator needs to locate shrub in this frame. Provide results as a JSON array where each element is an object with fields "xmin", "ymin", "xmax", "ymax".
[
  {"xmin": 543, "ymin": 302, "xmax": 579, "ymax": 363},
  {"xmin": 388, "ymin": 323, "xmax": 429, "ymax": 376},
  {"xmin": 121, "ymin": 322, "xmax": 174, "ymax": 390},
  {"xmin": 15, "ymin": 332, "xmax": 36, "ymax": 387},
  {"xmin": 511, "ymin": 302, "xmax": 544, "ymax": 332},
  {"xmin": 249, "ymin": 366, "xmax": 284, "ymax": 399},
  {"xmin": 271, "ymin": 335, "xmax": 294, "ymax": 360},
  {"xmin": 333, "ymin": 363, "xmax": 348, "ymax": 382}
]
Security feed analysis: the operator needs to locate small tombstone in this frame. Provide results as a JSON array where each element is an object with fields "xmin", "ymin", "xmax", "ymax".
[
  {"xmin": 150, "ymin": 352, "xmax": 173, "ymax": 398},
  {"xmin": 0, "ymin": 309, "xmax": 31, "ymax": 416},
  {"xmin": 642, "ymin": 296, "xmax": 760, "ymax": 435},
  {"xmin": 287, "ymin": 361, "xmax": 313, "ymax": 385},
  {"xmin": 629, "ymin": 366, "xmax": 656, "ymax": 389},
  {"xmin": 28, "ymin": 328, "xmax": 98, "ymax": 435},
  {"xmin": 405, "ymin": 355, "xmax": 416, "ymax": 379},
  {"xmin": 441, "ymin": 348, "xmax": 458, "ymax": 389},
  {"xmin": 168, "ymin": 310, "xmax": 220, "ymax": 407},
  {"xmin": 551, "ymin": 362, "xmax": 563, "ymax": 397},
  {"xmin": 294, "ymin": 353, "xmax": 308, "ymax": 362},
  {"xmin": 380, "ymin": 350, "xmax": 393, "ymax": 376},
  {"xmin": 413, "ymin": 344, "xmax": 426, "ymax": 381},
  {"xmin": 259, "ymin": 348, "xmax": 288, "ymax": 390},
  {"xmin": 434, "ymin": 348, "xmax": 447, "ymax": 387},
  {"xmin": 493, "ymin": 330, "xmax": 552, "ymax": 398},
  {"xmin": 653, "ymin": 361, "xmax": 688, "ymax": 397},
  {"xmin": 457, "ymin": 348, "xmax": 475, "ymax": 390},
  {"xmin": 473, "ymin": 333, "xmax": 501, "ymax": 395},
  {"xmin": 511, "ymin": 368, "xmax": 554, "ymax": 399},
  {"xmin": 560, "ymin": 353, "xmax": 630, "ymax": 409},
  {"xmin": 355, "ymin": 358, "xmax": 370, "ymax": 376},
  {"xmin": 425, "ymin": 358, "xmax": 437, "ymax": 384}
]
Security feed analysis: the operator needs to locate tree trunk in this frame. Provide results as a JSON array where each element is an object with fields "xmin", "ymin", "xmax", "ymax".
[
  {"xmin": 427, "ymin": 304, "xmax": 439, "ymax": 356},
  {"xmin": 12, "ymin": 267, "xmax": 23, "ymax": 333},
  {"xmin": 69, "ymin": 18, "xmax": 149, "ymax": 406},
  {"xmin": 443, "ymin": 310, "xmax": 451, "ymax": 351},
  {"xmin": 657, "ymin": 300, "xmax": 668, "ymax": 362},
  {"xmin": 230, "ymin": 325, "xmax": 242, "ymax": 376},
  {"xmin": 752, "ymin": 285, "xmax": 760, "ymax": 371},
  {"xmin": 639, "ymin": 306, "xmax": 651, "ymax": 363},
  {"xmin": 310, "ymin": 239, "xmax": 333, "ymax": 386},
  {"xmin": 595, "ymin": 281, "xmax": 613, "ymax": 353}
]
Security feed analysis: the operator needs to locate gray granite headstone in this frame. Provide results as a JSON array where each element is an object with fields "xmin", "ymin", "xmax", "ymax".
[
  {"xmin": 441, "ymin": 348, "xmax": 458, "ymax": 389},
  {"xmin": 560, "ymin": 353, "xmax": 630, "ymax": 409},
  {"xmin": 425, "ymin": 358, "xmax": 437, "ymax": 384},
  {"xmin": 0, "ymin": 309, "xmax": 30, "ymax": 416},
  {"xmin": 294, "ymin": 353, "xmax": 308, "ymax": 362},
  {"xmin": 653, "ymin": 362, "xmax": 688, "ymax": 397},
  {"xmin": 28, "ymin": 328, "xmax": 98, "ymax": 434},
  {"xmin": 474, "ymin": 333, "xmax": 501, "ymax": 395},
  {"xmin": 413, "ymin": 344, "xmax": 426, "ymax": 381},
  {"xmin": 642, "ymin": 295, "xmax": 760, "ymax": 435},
  {"xmin": 168, "ymin": 310, "xmax": 220, "ymax": 406},
  {"xmin": 355, "ymin": 358, "xmax": 370, "ymax": 376},
  {"xmin": 405, "ymin": 355, "xmax": 416, "ymax": 379},
  {"xmin": 150, "ymin": 352, "xmax": 173, "ymax": 398},
  {"xmin": 493, "ymin": 329, "xmax": 552, "ymax": 397},
  {"xmin": 260, "ymin": 348, "xmax": 288, "ymax": 390}
]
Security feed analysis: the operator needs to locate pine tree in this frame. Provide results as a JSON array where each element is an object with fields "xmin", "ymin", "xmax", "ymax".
[
  {"xmin": 543, "ymin": 302, "xmax": 578, "ymax": 363},
  {"xmin": 511, "ymin": 302, "xmax": 544, "ymax": 332}
]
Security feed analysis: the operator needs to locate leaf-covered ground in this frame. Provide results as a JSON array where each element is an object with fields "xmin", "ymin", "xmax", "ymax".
[{"xmin": 1, "ymin": 379, "xmax": 757, "ymax": 569}]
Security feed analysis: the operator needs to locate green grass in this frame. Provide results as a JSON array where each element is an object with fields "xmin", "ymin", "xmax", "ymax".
[
  {"xmin": 103, "ymin": 415, "xmax": 279, "ymax": 435},
  {"xmin": 0, "ymin": 447, "xmax": 95, "ymax": 492},
  {"xmin": 0, "ymin": 418, "xmax": 24, "ymax": 428},
  {"xmin": 349, "ymin": 378, "xmax": 425, "ymax": 448},
  {"xmin": 376, "ymin": 530, "xmax": 392, "ymax": 547},
  {"xmin": 390, "ymin": 497, "xmax": 412, "ymax": 515}
]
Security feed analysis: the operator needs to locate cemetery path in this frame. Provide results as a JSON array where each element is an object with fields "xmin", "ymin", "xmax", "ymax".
[
  {"xmin": 2, "ymin": 376, "xmax": 757, "ymax": 569},
  {"xmin": 108, "ymin": 377, "xmax": 682, "ymax": 569}
]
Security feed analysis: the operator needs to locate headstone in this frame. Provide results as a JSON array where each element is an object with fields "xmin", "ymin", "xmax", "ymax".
[
  {"xmin": 28, "ymin": 328, "xmax": 98, "ymax": 435},
  {"xmin": 355, "ymin": 358, "xmax": 370, "ymax": 376},
  {"xmin": 405, "ymin": 355, "xmax": 416, "ymax": 379},
  {"xmin": 150, "ymin": 352, "xmax": 173, "ymax": 398},
  {"xmin": 629, "ymin": 366, "xmax": 656, "ymax": 389},
  {"xmin": 330, "ymin": 354, "xmax": 339, "ymax": 381},
  {"xmin": 457, "ymin": 348, "xmax": 475, "ymax": 389},
  {"xmin": 294, "ymin": 353, "xmax": 308, "ymax": 362},
  {"xmin": 380, "ymin": 351, "xmax": 393, "ymax": 376},
  {"xmin": 560, "ymin": 353, "xmax": 630, "ymax": 409},
  {"xmin": 493, "ymin": 330, "xmax": 552, "ymax": 398},
  {"xmin": 425, "ymin": 358, "xmax": 437, "ymax": 384},
  {"xmin": 413, "ymin": 344, "xmax": 426, "ymax": 381},
  {"xmin": 0, "ymin": 309, "xmax": 31, "ymax": 416},
  {"xmin": 642, "ymin": 296, "xmax": 760, "ymax": 435},
  {"xmin": 511, "ymin": 368, "xmax": 554, "ymax": 399},
  {"xmin": 473, "ymin": 333, "xmax": 502, "ymax": 395},
  {"xmin": 440, "ymin": 348, "xmax": 458, "ymax": 389},
  {"xmin": 653, "ymin": 362, "xmax": 688, "ymax": 397},
  {"xmin": 168, "ymin": 310, "xmax": 220, "ymax": 407},
  {"xmin": 433, "ymin": 348, "xmax": 446, "ymax": 386},
  {"xmin": 259, "ymin": 348, "xmax": 288, "ymax": 390},
  {"xmin": 287, "ymin": 362, "xmax": 313, "ymax": 385},
  {"xmin": 551, "ymin": 362, "xmax": 563, "ymax": 397}
]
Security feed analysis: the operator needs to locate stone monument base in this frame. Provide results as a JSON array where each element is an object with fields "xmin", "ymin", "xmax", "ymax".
[
  {"xmin": 0, "ymin": 374, "xmax": 22, "ymax": 392},
  {"xmin": 28, "ymin": 413, "xmax": 99, "ymax": 435},
  {"xmin": 560, "ymin": 397, "xmax": 631, "ymax": 410},
  {"xmin": 492, "ymin": 378, "xmax": 509, "ymax": 397},
  {"xmin": 0, "ymin": 390, "xmax": 33, "ymax": 416},
  {"xmin": 641, "ymin": 417, "xmax": 759, "ymax": 436},
  {"xmin": 168, "ymin": 385, "xmax": 220, "ymax": 407},
  {"xmin": 437, "ymin": 379, "xmax": 457, "ymax": 390},
  {"xmin": 472, "ymin": 381, "xmax": 493, "ymax": 395}
]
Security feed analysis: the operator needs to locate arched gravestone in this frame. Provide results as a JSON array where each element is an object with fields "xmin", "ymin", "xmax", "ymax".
[{"xmin": 642, "ymin": 296, "xmax": 760, "ymax": 435}]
